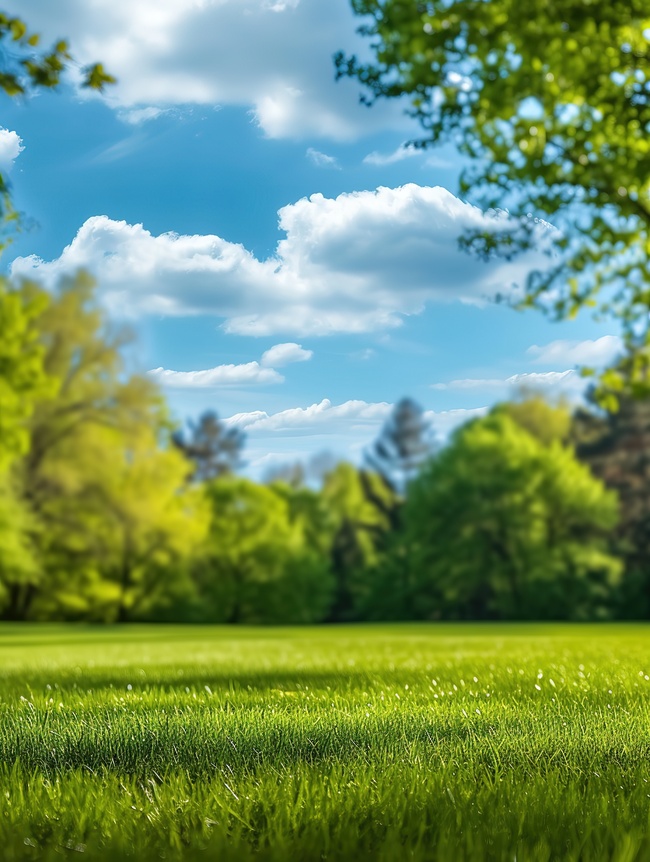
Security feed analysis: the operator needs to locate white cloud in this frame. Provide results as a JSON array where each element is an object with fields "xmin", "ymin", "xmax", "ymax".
[
  {"xmin": 306, "ymin": 148, "xmax": 340, "ymax": 169},
  {"xmin": 260, "ymin": 342, "xmax": 313, "ymax": 367},
  {"xmin": 148, "ymin": 361, "xmax": 283, "ymax": 388},
  {"xmin": 431, "ymin": 370, "xmax": 585, "ymax": 398},
  {"xmin": 1, "ymin": 0, "xmax": 408, "ymax": 140},
  {"xmin": 222, "ymin": 398, "xmax": 487, "ymax": 480},
  {"xmin": 363, "ymin": 144, "xmax": 453, "ymax": 170},
  {"xmin": 527, "ymin": 335, "xmax": 622, "ymax": 367},
  {"xmin": 118, "ymin": 106, "xmax": 169, "ymax": 125},
  {"xmin": 363, "ymin": 145, "xmax": 421, "ymax": 166},
  {"xmin": 12, "ymin": 185, "xmax": 548, "ymax": 337},
  {"xmin": 432, "ymin": 371, "xmax": 573, "ymax": 390},
  {"xmin": 0, "ymin": 129, "xmax": 24, "ymax": 171}
]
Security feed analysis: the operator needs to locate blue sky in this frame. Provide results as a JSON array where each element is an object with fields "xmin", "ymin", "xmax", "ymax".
[{"xmin": 0, "ymin": 0, "xmax": 621, "ymax": 477}]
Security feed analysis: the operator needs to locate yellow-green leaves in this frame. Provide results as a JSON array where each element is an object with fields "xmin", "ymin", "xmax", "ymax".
[
  {"xmin": 339, "ymin": 0, "xmax": 650, "ymax": 366},
  {"xmin": 0, "ymin": 280, "xmax": 53, "ymax": 471}
]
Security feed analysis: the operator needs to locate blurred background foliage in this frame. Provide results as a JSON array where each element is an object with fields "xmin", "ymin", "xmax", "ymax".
[{"xmin": 0, "ymin": 270, "xmax": 645, "ymax": 622}]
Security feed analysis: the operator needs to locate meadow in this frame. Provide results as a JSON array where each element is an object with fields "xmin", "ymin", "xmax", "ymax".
[{"xmin": 1, "ymin": 624, "xmax": 650, "ymax": 860}]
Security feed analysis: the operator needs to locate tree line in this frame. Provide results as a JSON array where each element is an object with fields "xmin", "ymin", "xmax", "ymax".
[{"xmin": 1, "ymin": 272, "xmax": 648, "ymax": 623}]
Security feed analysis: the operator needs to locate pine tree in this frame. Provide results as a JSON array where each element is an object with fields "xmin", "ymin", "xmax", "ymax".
[
  {"xmin": 365, "ymin": 398, "xmax": 434, "ymax": 494},
  {"xmin": 173, "ymin": 411, "xmax": 245, "ymax": 482}
]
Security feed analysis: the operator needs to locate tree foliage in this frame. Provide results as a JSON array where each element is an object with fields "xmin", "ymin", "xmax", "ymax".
[
  {"xmin": 194, "ymin": 477, "xmax": 334, "ymax": 624},
  {"xmin": 173, "ymin": 411, "xmax": 245, "ymax": 482},
  {"xmin": 575, "ymin": 392, "xmax": 650, "ymax": 615},
  {"xmin": 366, "ymin": 397, "xmax": 434, "ymax": 493},
  {"xmin": 0, "ymin": 274, "xmax": 206, "ymax": 621},
  {"xmin": 337, "ymin": 1, "xmax": 650, "ymax": 367},
  {"xmin": 394, "ymin": 412, "xmax": 620, "ymax": 620},
  {"xmin": 0, "ymin": 279, "xmax": 52, "ymax": 470}
]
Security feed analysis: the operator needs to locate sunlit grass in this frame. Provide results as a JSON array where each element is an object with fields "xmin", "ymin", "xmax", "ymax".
[{"xmin": 1, "ymin": 623, "xmax": 650, "ymax": 860}]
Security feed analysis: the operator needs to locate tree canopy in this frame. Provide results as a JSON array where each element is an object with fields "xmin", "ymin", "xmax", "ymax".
[
  {"xmin": 337, "ymin": 0, "xmax": 650, "ymax": 374},
  {"xmin": 398, "ymin": 411, "xmax": 620, "ymax": 619}
]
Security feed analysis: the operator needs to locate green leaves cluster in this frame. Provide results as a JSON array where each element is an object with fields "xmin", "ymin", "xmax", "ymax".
[
  {"xmin": 0, "ymin": 13, "xmax": 115, "ymax": 97},
  {"xmin": 393, "ymin": 410, "xmax": 620, "ymax": 620},
  {"xmin": 338, "ymin": 1, "xmax": 650, "ymax": 360}
]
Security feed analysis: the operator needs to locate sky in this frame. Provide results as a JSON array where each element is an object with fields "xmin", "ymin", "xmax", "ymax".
[{"xmin": 0, "ymin": 0, "xmax": 623, "ymax": 479}]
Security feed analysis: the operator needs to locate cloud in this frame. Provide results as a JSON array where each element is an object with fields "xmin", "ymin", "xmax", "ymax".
[
  {"xmin": 260, "ymin": 342, "xmax": 313, "ymax": 367},
  {"xmin": 363, "ymin": 145, "xmax": 421, "ymax": 166},
  {"xmin": 431, "ymin": 370, "xmax": 585, "ymax": 398},
  {"xmin": 363, "ymin": 144, "xmax": 453, "ymax": 170},
  {"xmin": 118, "ymin": 107, "xmax": 169, "ymax": 125},
  {"xmin": 2, "ymin": 0, "xmax": 408, "ymax": 140},
  {"xmin": 527, "ymin": 335, "xmax": 623, "ymax": 367},
  {"xmin": 222, "ymin": 398, "xmax": 487, "ymax": 480},
  {"xmin": 0, "ymin": 129, "xmax": 24, "ymax": 171},
  {"xmin": 306, "ymin": 148, "xmax": 340, "ymax": 169},
  {"xmin": 226, "ymin": 397, "xmax": 485, "ymax": 438},
  {"xmin": 148, "ymin": 361, "xmax": 283, "ymax": 388},
  {"xmin": 226, "ymin": 398, "xmax": 391, "ymax": 434},
  {"xmin": 12, "ymin": 185, "xmax": 548, "ymax": 337}
]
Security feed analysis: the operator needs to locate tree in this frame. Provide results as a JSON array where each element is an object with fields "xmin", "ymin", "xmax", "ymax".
[
  {"xmin": 30, "ymin": 419, "xmax": 208, "ymax": 622},
  {"xmin": 0, "ymin": 475, "xmax": 38, "ymax": 620},
  {"xmin": 365, "ymin": 397, "xmax": 434, "ymax": 493},
  {"xmin": 575, "ymin": 391, "xmax": 650, "ymax": 616},
  {"xmin": 320, "ymin": 462, "xmax": 396, "ymax": 620},
  {"xmin": 337, "ymin": 1, "xmax": 650, "ymax": 369},
  {"xmin": 2, "ymin": 272, "xmax": 205, "ymax": 621},
  {"xmin": 393, "ymin": 412, "xmax": 620, "ymax": 620},
  {"xmin": 0, "ymin": 279, "xmax": 52, "ymax": 470},
  {"xmin": 194, "ymin": 477, "xmax": 334, "ymax": 624},
  {"xmin": 173, "ymin": 411, "xmax": 245, "ymax": 482},
  {"xmin": 493, "ymin": 394, "xmax": 572, "ymax": 446}
]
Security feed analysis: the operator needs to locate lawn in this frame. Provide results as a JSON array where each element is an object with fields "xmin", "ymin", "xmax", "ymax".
[{"xmin": 1, "ymin": 623, "xmax": 650, "ymax": 860}]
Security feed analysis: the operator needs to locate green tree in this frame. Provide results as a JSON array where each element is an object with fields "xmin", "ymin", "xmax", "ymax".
[
  {"xmin": 0, "ymin": 279, "xmax": 52, "ymax": 470},
  {"xmin": 574, "ymin": 390, "xmax": 650, "ymax": 617},
  {"xmin": 337, "ymin": 1, "xmax": 650, "ymax": 370},
  {"xmin": 392, "ymin": 412, "xmax": 620, "ymax": 620},
  {"xmin": 493, "ymin": 394, "xmax": 572, "ymax": 446},
  {"xmin": 320, "ymin": 462, "xmax": 396, "ymax": 620},
  {"xmin": 195, "ymin": 477, "xmax": 334, "ymax": 624},
  {"xmin": 0, "ymin": 475, "xmax": 38, "ymax": 620},
  {"xmin": 2, "ymin": 273, "xmax": 205, "ymax": 621}
]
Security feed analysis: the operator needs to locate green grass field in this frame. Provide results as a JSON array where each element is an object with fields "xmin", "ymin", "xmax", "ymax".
[{"xmin": 1, "ymin": 624, "xmax": 650, "ymax": 860}]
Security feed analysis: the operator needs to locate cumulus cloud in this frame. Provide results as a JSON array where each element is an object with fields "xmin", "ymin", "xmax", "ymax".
[
  {"xmin": 148, "ymin": 361, "xmax": 283, "ymax": 388},
  {"xmin": 1, "ymin": 0, "xmax": 407, "ymax": 140},
  {"xmin": 260, "ymin": 342, "xmax": 313, "ymax": 367},
  {"xmin": 0, "ymin": 129, "xmax": 24, "ymax": 171},
  {"xmin": 527, "ymin": 335, "xmax": 623, "ymax": 367},
  {"xmin": 11, "ymin": 185, "xmax": 547, "ymax": 337},
  {"xmin": 306, "ymin": 148, "xmax": 340, "ymax": 169},
  {"xmin": 147, "ymin": 341, "xmax": 312, "ymax": 388},
  {"xmin": 226, "ymin": 398, "xmax": 392, "ymax": 434}
]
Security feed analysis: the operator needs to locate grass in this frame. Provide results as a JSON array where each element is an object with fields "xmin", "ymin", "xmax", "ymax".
[{"xmin": 1, "ymin": 623, "xmax": 650, "ymax": 860}]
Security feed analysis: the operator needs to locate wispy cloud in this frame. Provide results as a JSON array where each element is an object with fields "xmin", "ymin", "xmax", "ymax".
[{"xmin": 306, "ymin": 147, "xmax": 340, "ymax": 169}]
